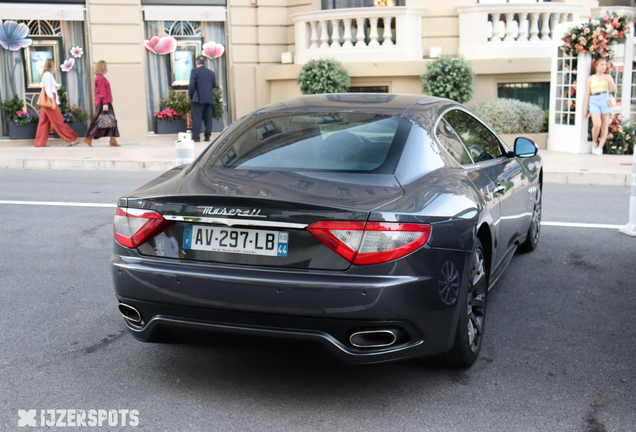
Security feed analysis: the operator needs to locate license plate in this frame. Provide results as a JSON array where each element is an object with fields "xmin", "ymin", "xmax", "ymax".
[{"xmin": 182, "ymin": 225, "xmax": 288, "ymax": 257}]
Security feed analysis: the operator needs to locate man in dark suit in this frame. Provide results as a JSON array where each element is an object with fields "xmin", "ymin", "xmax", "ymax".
[{"xmin": 188, "ymin": 55, "xmax": 216, "ymax": 142}]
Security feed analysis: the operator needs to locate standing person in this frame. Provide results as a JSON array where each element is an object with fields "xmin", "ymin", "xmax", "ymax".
[
  {"xmin": 84, "ymin": 60, "xmax": 120, "ymax": 147},
  {"xmin": 583, "ymin": 57, "xmax": 617, "ymax": 155},
  {"xmin": 188, "ymin": 56, "xmax": 216, "ymax": 142},
  {"xmin": 35, "ymin": 59, "xmax": 79, "ymax": 147}
]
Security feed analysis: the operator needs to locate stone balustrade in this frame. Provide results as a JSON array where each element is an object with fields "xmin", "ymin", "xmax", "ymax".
[
  {"xmin": 292, "ymin": 6, "xmax": 424, "ymax": 64},
  {"xmin": 458, "ymin": 3, "xmax": 582, "ymax": 60}
]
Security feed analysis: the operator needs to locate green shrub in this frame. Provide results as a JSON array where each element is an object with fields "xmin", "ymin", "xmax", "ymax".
[
  {"xmin": 421, "ymin": 54, "xmax": 475, "ymax": 104},
  {"xmin": 296, "ymin": 58, "xmax": 351, "ymax": 95},
  {"xmin": 473, "ymin": 98, "xmax": 545, "ymax": 134},
  {"xmin": 213, "ymin": 84, "xmax": 223, "ymax": 119},
  {"xmin": 1, "ymin": 95, "xmax": 24, "ymax": 122}
]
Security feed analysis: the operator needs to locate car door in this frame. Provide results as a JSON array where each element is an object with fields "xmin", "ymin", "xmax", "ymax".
[
  {"xmin": 443, "ymin": 109, "xmax": 529, "ymax": 269},
  {"xmin": 434, "ymin": 116, "xmax": 501, "ymax": 259}
]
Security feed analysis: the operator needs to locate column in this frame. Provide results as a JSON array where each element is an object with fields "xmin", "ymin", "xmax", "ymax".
[
  {"xmin": 331, "ymin": 19, "xmax": 341, "ymax": 48},
  {"xmin": 504, "ymin": 13, "xmax": 516, "ymax": 42},
  {"xmin": 518, "ymin": 12, "xmax": 528, "ymax": 42},
  {"xmin": 382, "ymin": 16, "xmax": 393, "ymax": 46},
  {"xmin": 368, "ymin": 17, "xmax": 380, "ymax": 47},
  {"xmin": 540, "ymin": 12, "xmax": 551, "ymax": 41},
  {"xmin": 342, "ymin": 18, "xmax": 353, "ymax": 48},
  {"xmin": 529, "ymin": 12, "xmax": 540, "ymax": 41},
  {"xmin": 310, "ymin": 21, "xmax": 319, "ymax": 49},
  {"xmin": 320, "ymin": 20, "xmax": 330, "ymax": 48},
  {"xmin": 355, "ymin": 17, "xmax": 366, "ymax": 48}
]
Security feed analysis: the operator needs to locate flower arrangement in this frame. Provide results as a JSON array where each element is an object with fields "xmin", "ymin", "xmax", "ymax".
[
  {"xmin": 10, "ymin": 110, "xmax": 38, "ymax": 126},
  {"xmin": 154, "ymin": 108, "xmax": 182, "ymax": 121},
  {"xmin": 588, "ymin": 114, "xmax": 635, "ymax": 154},
  {"xmin": 160, "ymin": 90, "xmax": 190, "ymax": 116},
  {"xmin": 561, "ymin": 11, "xmax": 632, "ymax": 60}
]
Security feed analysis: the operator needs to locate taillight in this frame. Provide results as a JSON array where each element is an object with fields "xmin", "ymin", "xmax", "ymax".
[
  {"xmin": 307, "ymin": 221, "xmax": 431, "ymax": 265},
  {"xmin": 113, "ymin": 207, "xmax": 170, "ymax": 248}
]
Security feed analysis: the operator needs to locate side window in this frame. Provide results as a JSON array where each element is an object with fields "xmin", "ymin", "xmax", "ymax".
[
  {"xmin": 435, "ymin": 118, "xmax": 473, "ymax": 166},
  {"xmin": 444, "ymin": 110, "xmax": 502, "ymax": 162}
]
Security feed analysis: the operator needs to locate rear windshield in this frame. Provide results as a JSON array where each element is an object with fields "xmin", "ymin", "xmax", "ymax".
[{"xmin": 196, "ymin": 112, "xmax": 411, "ymax": 173}]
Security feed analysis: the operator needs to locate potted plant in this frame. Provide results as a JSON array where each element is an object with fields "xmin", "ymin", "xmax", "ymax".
[
  {"xmin": 154, "ymin": 108, "xmax": 186, "ymax": 134},
  {"xmin": 8, "ymin": 110, "xmax": 39, "ymax": 139},
  {"xmin": 155, "ymin": 90, "xmax": 188, "ymax": 134},
  {"xmin": 1, "ymin": 95, "xmax": 25, "ymax": 137},
  {"xmin": 54, "ymin": 87, "xmax": 88, "ymax": 138}
]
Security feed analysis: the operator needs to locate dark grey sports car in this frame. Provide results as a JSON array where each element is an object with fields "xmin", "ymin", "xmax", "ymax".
[{"xmin": 112, "ymin": 94, "xmax": 542, "ymax": 368}]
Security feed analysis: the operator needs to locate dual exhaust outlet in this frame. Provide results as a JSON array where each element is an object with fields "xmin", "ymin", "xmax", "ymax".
[
  {"xmin": 118, "ymin": 303, "xmax": 142, "ymax": 324},
  {"xmin": 349, "ymin": 329, "xmax": 402, "ymax": 349}
]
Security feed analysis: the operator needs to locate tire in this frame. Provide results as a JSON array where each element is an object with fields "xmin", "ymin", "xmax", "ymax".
[
  {"xmin": 430, "ymin": 238, "xmax": 488, "ymax": 368},
  {"xmin": 519, "ymin": 182, "xmax": 542, "ymax": 252}
]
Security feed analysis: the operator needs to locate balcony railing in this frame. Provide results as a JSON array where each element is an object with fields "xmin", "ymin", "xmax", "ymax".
[
  {"xmin": 292, "ymin": 6, "xmax": 424, "ymax": 64},
  {"xmin": 458, "ymin": 3, "xmax": 582, "ymax": 60}
]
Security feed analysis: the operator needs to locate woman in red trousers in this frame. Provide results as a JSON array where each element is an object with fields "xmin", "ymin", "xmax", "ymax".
[
  {"xmin": 84, "ymin": 60, "xmax": 120, "ymax": 147},
  {"xmin": 35, "ymin": 59, "xmax": 79, "ymax": 147}
]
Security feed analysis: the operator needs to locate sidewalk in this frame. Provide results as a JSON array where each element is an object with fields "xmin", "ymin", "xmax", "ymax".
[{"xmin": 0, "ymin": 138, "xmax": 633, "ymax": 186}]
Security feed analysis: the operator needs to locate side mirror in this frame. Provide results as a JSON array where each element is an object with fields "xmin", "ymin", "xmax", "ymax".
[{"xmin": 514, "ymin": 137, "xmax": 538, "ymax": 158}]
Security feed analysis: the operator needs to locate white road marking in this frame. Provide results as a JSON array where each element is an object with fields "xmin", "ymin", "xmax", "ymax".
[
  {"xmin": 541, "ymin": 221, "xmax": 622, "ymax": 229},
  {"xmin": 0, "ymin": 200, "xmax": 116, "ymax": 208},
  {"xmin": 0, "ymin": 201, "xmax": 627, "ymax": 230}
]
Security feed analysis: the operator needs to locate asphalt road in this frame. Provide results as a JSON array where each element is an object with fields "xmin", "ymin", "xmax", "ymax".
[{"xmin": 0, "ymin": 169, "xmax": 634, "ymax": 431}]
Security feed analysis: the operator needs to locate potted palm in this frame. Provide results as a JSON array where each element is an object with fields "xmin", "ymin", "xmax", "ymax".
[
  {"xmin": 155, "ymin": 90, "xmax": 188, "ymax": 134},
  {"xmin": 8, "ymin": 110, "xmax": 39, "ymax": 139}
]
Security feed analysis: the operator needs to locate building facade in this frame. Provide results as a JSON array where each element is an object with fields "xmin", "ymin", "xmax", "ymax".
[{"xmin": 1, "ymin": 0, "xmax": 634, "ymax": 142}]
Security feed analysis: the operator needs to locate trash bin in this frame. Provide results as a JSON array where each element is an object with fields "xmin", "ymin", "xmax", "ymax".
[{"xmin": 175, "ymin": 132, "xmax": 195, "ymax": 166}]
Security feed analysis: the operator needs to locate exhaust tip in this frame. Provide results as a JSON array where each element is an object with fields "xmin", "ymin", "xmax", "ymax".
[
  {"xmin": 349, "ymin": 329, "xmax": 402, "ymax": 349},
  {"xmin": 118, "ymin": 303, "xmax": 142, "ymax": 324}
]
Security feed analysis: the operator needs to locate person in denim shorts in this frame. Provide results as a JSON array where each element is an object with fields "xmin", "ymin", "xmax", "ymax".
[{"xmin": 583, "ymin": 58, "xmax": 617, "ymax": 155}]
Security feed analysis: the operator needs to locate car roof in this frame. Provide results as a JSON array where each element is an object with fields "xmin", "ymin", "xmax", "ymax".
[{"xmin": 255, "ymin": 94, "xmax": 461, "ymax": 130}]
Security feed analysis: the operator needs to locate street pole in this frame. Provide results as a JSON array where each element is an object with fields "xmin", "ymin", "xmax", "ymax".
[{"xmin": 619, "ymin": 150, "xmax": 636, "ymax": 236}]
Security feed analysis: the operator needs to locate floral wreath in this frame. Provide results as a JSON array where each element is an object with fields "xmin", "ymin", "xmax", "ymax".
[{"xmin": 561, "ymin": 10, "xmax": 632, "ymax": 62}]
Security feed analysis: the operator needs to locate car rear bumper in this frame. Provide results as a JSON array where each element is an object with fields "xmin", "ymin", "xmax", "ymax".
[{"xmin": 111, "ymin": 246, "xmax": 468, "ymax": 364}]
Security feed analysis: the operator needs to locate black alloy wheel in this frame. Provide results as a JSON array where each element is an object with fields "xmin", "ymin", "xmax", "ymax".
[
  {"xmin": 431, "ymin": 238, "xmax": 488, "ymax": 368},
  {"xmin": 519, "ymin": 182, "xmax": 542, "ymax": 252}
]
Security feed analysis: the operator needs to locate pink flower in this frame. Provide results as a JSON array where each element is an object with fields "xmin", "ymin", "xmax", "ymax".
[
  {"xmin": 618, "ymin": 115, "xmax": 623, "ymax": 120},
  {"xmin": 202, "ymin": 41, "xmax": 225, "ymax": 59},
  {"xmin": 60, "ymin": 58, "xmax": 75, "ymax": 72},
  {"xmin": 144, "ymin": 36, "xmax": 177, "ymax": 55},
  {"xmin": 603, "ymin": 14, "xmax": 609, "ymax": 20},
  {"xmin": 608, "ymin": 133, "xmax": 614, "ymax": 139},
  {"xmin": 584, "ymin": 27, "xmax": 591, "ymax": 34}
]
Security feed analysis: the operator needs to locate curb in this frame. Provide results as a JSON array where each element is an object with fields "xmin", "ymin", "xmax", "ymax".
[
  {"xmin": 544, "ymin": 171, "xmax": 630, "ymax": 186},
  {"xmin": 0, "ymin": 158, "xmax": 177, "ymax": 172},
  {"xmin": 0, "ymin": 158, "xmax": 631, "ymax": 186}
]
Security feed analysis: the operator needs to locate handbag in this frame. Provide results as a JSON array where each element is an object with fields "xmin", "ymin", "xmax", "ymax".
[
  {"xmin": 608, "ymin": 93, "xmax": 616, "ymax": 108},
  {"xmin": 36, "ymin": 87, "xmax": 55, "ymax": 109},
  {"xmin": 97, "ymin": 113, "xmax": 117, "ymax": 129}
]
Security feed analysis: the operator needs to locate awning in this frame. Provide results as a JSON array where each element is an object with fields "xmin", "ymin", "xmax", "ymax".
[
  {"xmin": 142, "ymin": 6, "xmax": 226, "ymax": 22},
  {"xmin": 0, "ymin": 3, "xmax": 85, "ymax": 21}
]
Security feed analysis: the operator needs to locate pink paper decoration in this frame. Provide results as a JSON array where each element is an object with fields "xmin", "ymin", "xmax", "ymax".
[
  {"xmin": 144, "ymin": 36, "xmax": 177, "ymax": 55},
  {"xmin": 202, "ymin": 41, "xmax": 225, "ymax": 59}
]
